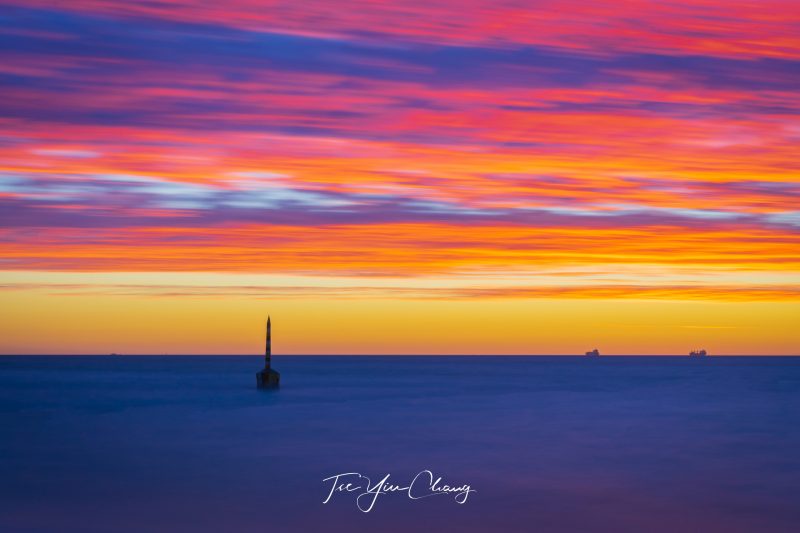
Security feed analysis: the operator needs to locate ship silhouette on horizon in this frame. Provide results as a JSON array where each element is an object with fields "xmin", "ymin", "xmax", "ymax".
[
  {"xmin": 585, "ymin": 348, "xmax": 600, "ymax": 357},
  {"xmin": 689, "ymin": 349, "xmax": 708, "ymax": 357}
]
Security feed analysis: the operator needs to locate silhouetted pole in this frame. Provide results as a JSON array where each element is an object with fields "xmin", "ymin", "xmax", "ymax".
[
  {"xmin": 256, "ymin": 315, "xmax": 280, "ymax": 388},
  {"xmin": 265, "ymin": 316, "xmax": 271, "ymax": 370}
]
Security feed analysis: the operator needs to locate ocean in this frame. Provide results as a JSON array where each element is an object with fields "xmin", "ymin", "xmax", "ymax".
[{"xmin": 1, "ymin": 356, "xmax": 799, "ymax": 532}]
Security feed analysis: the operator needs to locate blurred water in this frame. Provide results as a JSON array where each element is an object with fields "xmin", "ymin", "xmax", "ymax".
[{"xmin": 1, "ymin": 356, "xmax": 799, "ymax": 532}]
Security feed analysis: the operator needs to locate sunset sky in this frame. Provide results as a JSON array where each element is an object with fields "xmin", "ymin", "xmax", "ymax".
[{"xmin": 1, "ymin": 1, "xmax": 798, "ymax": 354}]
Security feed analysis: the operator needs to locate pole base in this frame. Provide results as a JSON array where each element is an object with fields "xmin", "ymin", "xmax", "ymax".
[{"xmin": 256, "ymin": 368, "xmax": 281, "ymax": 388}]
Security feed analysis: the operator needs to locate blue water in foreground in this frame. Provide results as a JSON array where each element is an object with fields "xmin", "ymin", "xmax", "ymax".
[{"xmin": 2, "ymin": 356, "xmax": 800, "ymax": 533}]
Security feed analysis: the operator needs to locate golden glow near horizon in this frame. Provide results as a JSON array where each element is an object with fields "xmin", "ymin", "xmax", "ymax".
[
  {"xmin": 1, "ymin": 1, "xmax": 799, "ymax": 354},
  {"xmin": 1, "ymin": 271, "xmax": 798, "ymax": 355}
]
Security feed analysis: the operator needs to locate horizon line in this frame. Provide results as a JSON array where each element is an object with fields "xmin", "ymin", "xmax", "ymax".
[{"xmin": 2, "ymin": 353, "xmax": 799, "ymax": 357}]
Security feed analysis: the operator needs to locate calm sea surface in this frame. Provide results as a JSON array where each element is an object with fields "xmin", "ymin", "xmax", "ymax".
[{"xmin": 1, "ymin": 356, "xmax": 799, "ymax": 532}]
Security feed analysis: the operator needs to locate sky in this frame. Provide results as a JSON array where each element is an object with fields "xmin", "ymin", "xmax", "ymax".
[{"xmin": 0, "ymin": 1, "xmax": 798, "ymax": 354}]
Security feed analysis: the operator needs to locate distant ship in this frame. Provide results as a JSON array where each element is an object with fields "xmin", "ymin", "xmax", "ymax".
[
  {"xmin": 689, "ymin": 349, "xmax": 708, "ymax": 357},
  {"xmin": 585, "ymin": 348, "xmax": 600, "ymax": 357}
]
